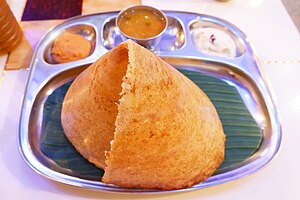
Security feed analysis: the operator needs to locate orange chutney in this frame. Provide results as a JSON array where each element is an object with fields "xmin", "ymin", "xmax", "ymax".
[{"xmin": 117, "ymin": 8, "xmax": 167, "ymax": 39}]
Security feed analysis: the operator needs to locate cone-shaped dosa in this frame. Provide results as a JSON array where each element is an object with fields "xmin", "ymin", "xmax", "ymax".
[{"xmin": 61, "ymin": 40, "xmax": 225, "ymax": 190}]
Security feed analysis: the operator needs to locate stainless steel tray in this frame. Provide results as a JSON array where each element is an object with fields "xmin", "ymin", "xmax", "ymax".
[{"xmin": 19, "ymin": 11, "xmax": 281, "ymax": 193}]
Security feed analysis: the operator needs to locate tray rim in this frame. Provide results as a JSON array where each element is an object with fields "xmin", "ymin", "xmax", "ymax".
[{"xmin": 18, "ymin": 10, "xmax": 282, "ymax": 194}]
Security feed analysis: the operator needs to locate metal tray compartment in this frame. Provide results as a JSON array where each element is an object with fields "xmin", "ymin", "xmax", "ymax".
[{"xmin": 19, "ymin": 11, "xmax": 281, "ymax": 193}]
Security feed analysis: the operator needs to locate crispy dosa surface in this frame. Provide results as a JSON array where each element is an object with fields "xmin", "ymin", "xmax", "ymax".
[
  {"xmin": 61, "ymin": 40, "xmax": 225, "ymax": 190},
  {"xmin": 61, "ymin": 43, "xmax": 128, "ymax": 168},
  {"xmin": 102, "ymin": 41, "xmax": 225, "ymax": 190}
]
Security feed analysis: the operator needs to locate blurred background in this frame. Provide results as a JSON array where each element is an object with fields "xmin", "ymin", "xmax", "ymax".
[{"xmin": 282, "ymin": 0, "xmax": 300, "ymax": 32}]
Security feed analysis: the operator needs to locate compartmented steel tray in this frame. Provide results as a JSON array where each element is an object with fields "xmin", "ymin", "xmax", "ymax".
[{"xmin": 19, "ymin": 11, "xmax": 281, "ymax": 193}]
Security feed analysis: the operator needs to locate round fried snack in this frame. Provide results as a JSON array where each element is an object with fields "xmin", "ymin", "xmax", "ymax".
[
  {"xmin": 52, "ymin": 32, "xmax": 91, "ymax": 63},
  {"xmin": 61, "ymin": 40, "xmax": 225, "ymax": 190}
]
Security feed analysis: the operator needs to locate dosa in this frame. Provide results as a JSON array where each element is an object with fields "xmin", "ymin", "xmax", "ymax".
[{"xmin": 61, "ymin": 40, "xmax": 225, "ymax": 190}]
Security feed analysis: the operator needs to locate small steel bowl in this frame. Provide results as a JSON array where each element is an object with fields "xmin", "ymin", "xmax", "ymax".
[{"xmin": 116, "ymin": 5, "xmax": 168, "ymax": 50}]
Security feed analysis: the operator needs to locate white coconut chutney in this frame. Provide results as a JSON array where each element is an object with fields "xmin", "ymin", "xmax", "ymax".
[{"xmin": 192, "ymin": 27, "xmax": 236, "ymax": 58}]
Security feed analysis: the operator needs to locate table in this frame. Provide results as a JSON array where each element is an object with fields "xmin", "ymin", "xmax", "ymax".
[{"xmin": 1, "ymin": 0, "xmax": 300, "ymax": 199}]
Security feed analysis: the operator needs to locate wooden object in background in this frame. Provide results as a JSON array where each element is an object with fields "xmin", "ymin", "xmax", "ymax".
[{"xmin": 0, "ymin": 0, "xmax": 23, "ymax": 55}]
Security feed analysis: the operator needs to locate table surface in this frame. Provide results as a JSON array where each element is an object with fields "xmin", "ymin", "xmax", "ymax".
[{"xmin": 1, "ymin": 0, "xmax": 300, "ymax": 199}]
